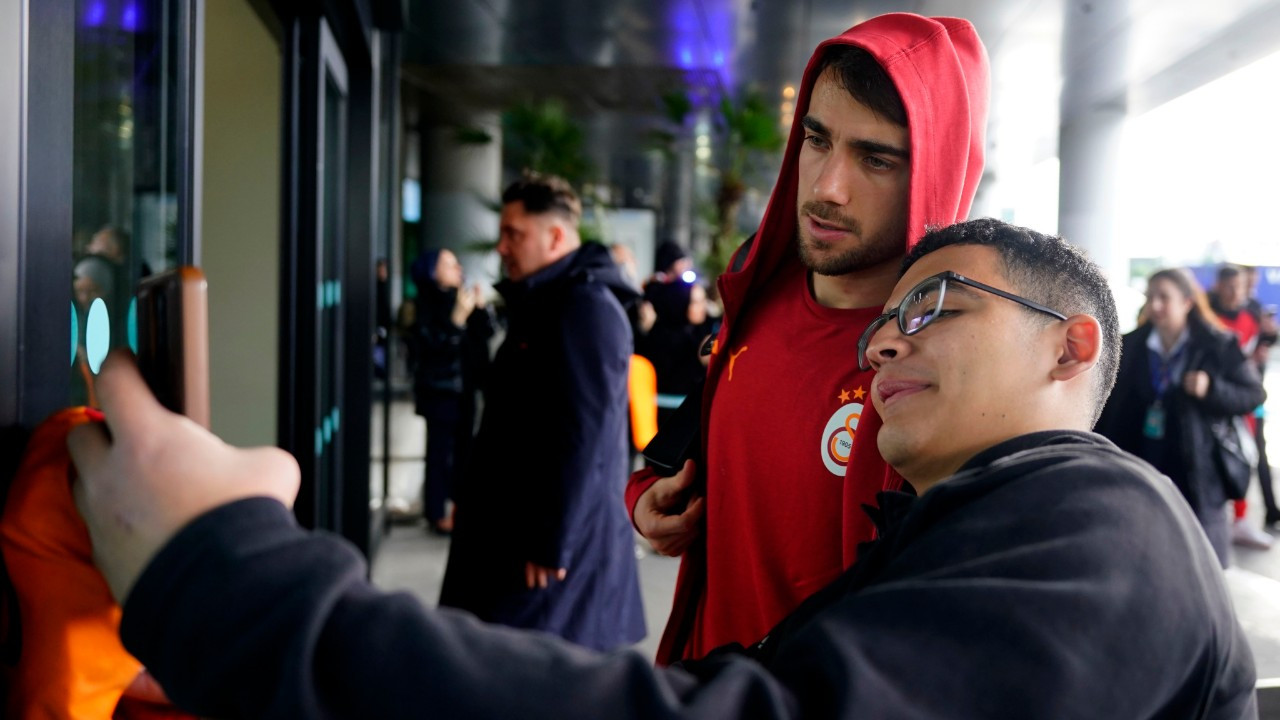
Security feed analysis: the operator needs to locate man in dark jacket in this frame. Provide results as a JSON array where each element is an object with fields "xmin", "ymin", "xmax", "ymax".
[
  {"xmin": 70, "ymin": 219, "xmax": 1255, "ymax": 718},
  {"xmin": 437, "ymin": 172, "xmax": 645, "ymax": 651}
]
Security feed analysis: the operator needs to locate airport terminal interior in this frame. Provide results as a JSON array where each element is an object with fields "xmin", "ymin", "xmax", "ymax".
[{"xmin": 3, "ymin": 0, "xmax": 1280, "ymax": 715}]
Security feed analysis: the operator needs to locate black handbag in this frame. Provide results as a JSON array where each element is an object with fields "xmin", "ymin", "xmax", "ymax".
[{"xmin": 1211, "ymin": 416, "xmax": 1258, "ymax": 501}]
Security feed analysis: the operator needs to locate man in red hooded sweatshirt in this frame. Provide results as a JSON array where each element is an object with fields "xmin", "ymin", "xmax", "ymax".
[{"xmin": 626, "ymin": 13, "xmax": 990, "ymax": 662}]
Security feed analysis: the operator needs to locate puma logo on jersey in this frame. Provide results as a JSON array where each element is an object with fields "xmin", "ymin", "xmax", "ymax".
[{"xmin": 727, "ymin": 346, "xmax": 748, "ymax": 381}]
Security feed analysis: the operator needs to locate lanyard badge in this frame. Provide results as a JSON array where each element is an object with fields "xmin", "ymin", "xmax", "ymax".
[{"xmin": 1143, "ymin": 400, "xmax": 1166, "ymax": 440}]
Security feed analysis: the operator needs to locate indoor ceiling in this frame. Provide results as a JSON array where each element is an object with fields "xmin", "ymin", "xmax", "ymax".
[{"xmin": 399, "ymin": 0, "xmax": 1280, "ymax": 192}]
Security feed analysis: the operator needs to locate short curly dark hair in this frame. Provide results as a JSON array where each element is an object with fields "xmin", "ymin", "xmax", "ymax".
[{"xmin": 902, "ymin": 218, "xmax": 1121, "ymax": 426}]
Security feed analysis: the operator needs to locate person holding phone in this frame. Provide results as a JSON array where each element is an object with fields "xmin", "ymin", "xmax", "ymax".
[
  {"xmin": 408, "ymin": 248, "xmax": 493, "ymax": 535},
  {"xmin": 69, "ymin": 220, "xmax": 1254, "ymax": 719},
  {"xmin": 626, "ymin": 13, "xmax": 991, "ymax": 663}
]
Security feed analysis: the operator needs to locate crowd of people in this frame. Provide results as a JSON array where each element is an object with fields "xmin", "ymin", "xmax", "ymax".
[{"xmin": 30, "ymin": 9, "xmax": 1280, "ymax": 719}]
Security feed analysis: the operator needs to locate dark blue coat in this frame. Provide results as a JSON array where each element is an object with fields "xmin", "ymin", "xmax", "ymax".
[{"xmin": 438, "ymin": 243, "xmax": 645, "ymax": 651}]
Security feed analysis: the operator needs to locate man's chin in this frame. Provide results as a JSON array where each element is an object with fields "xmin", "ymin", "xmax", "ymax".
[{"xmin": 876, "ymin": 428, "xmax": 917, "ymax": 476}]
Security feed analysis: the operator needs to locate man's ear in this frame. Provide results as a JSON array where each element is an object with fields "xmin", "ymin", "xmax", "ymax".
[
  {"xmin": 1050, "ymin": 314, "xmax": 1102, "ymax": 382},
  {"xmin": 547, "ymin": 220, "xmax": 566, "ymax": 252}
]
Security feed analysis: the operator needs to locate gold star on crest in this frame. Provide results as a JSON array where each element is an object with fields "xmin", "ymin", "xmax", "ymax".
[
  {"xmin": 852, "ymin": 386, "xmax": 867, "ymax": 400},
  {"xmin": 838, "ymin": 389, "xmax": 850, "ymax": 403}
]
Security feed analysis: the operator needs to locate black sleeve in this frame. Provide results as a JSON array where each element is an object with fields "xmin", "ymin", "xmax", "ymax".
[
  {"xmin": 1197, "ymin": 337, "xmax": 1266, "ymax": 417},
  {"xmin": 121, "ymin": 498, "xmax": 802, "ymax": 720},
  {"xmin": 763, "ymin": 459, "xmax": 1256, "ymax": 720}
]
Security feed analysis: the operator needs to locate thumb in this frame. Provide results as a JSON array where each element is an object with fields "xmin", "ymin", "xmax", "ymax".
[
  {"xmin": 235, "ymin": 446, "xmax": 301, "ymax": 507},
  {"xmin": 653, "ymin": 460, "xmax": 698, "ymax": 503}
]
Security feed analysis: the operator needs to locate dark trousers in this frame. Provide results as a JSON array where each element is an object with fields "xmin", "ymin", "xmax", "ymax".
[
  {"xmin": 1259, "ymin": 415, "xmax": 1278, "ymax": 519},
  {"xmin": 1197, "ymin": 503, "xmax": 1231, "ymax": 569},
  {"xmin": 423, "ymin": 394, "xmax": 461, "ymax": 523}
]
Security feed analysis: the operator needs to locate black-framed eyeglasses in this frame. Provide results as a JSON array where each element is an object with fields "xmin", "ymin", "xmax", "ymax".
[{"xmin": 857, "ymin": 270, "xmax": 1067, "ymax": 371}]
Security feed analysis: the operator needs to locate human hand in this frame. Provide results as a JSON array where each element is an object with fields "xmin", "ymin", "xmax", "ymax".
[
  {"xmin": 638, "ymin": 301, "xmax": 657, "ymax": 333},
  {"xmin": 1183, "ymin": 370, "xmax": 1211, "ymax": 399},
  {"xmin": 470, "ymin": 283, "xmax": 487, "ymax": 309},
  {"xmin": 452, "ymin": 287, "xmax": 478, "ymax": 328},
  {"xmin": 68, "ymin": 350, "xmax": 300, "ymax": 604},
  {"xmin": 524, "ymin": 561, "xmax": 567, "ymax": 589},
  {"xmin": 634, "ymin": 460, "xmax": 705, "ymax": 556}
]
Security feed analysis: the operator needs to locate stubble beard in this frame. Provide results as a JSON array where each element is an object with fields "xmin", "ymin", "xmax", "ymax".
[{"xmin": 796, "ymin": 201, "xmax": 904, "ymax": 276}]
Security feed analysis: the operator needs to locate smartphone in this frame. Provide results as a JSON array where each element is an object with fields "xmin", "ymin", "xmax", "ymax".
[
  {"xmin": 640, "ymin": 387, "xmax": 701, "ymax": 477},
  {"xmin": 134, "ymin": 267, "xmax": 210, "ymax": 428}
]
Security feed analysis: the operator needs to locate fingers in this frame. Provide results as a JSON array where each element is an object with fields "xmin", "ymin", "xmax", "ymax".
[
  {"xmin": 524, "ymin": 562, "xmax": 566, "ymax": 589},
  {"xmin": 95, "ymin": 349, "xmax": 167, "ymax": 438},
  {"xmin": 645, "ymin": 495, "xmax": 706, "ymax": 556},
  {"xmin": 650, "ymin": 460, "xmax": 698, "ymax": 507},
  {"xmin": 67, "ymin": 421, "xmax": 112, "ymax": 478}
]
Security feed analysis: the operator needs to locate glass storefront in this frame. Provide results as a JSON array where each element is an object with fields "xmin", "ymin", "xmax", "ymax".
[{"xmin": 70, "ymin": 0, "xmax": 186, "ymax": 405}]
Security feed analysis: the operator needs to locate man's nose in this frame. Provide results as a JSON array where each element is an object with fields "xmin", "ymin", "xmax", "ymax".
[
  {"xmin": 811, "ymin": 154, "xmax": 853, "ymax": 206},
  {"xmin": 865, "ymin": 323, "xmax": 908, "ymax": 370}
]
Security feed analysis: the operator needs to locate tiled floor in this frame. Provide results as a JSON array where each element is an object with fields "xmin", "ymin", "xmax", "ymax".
[
  {"xmin": 371, "ymin": 368, "xmax": 1280, "ymax": 676},
  {"xmin": 368, "ymin": 395, "xmax": 677, "ymax": 661}
]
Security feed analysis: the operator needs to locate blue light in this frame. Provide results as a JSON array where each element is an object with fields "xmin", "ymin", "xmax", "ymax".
[
  {"xmin": 713, "ymin": 52, "xmax": 724, "ymax": 67},
  {"xmin": 121, "ymin": 1, "xmax": 140, "ymax": 32},
  {"xmin": 680, "ymin": 49, "xmax": 693, "ymax": 67},
  {"xmin": 681, "ymin": 270, "xmax": 697, "ymax": 284},
  {"xmin": 84, "ymin": 0, "xmax": 107, "ymax": 27},
  {"xmin": 402, "ymin": 178, "xmax": 421, "ymax": 222},
  {"xmin": 70, "ymin": 302, "xmax": 78, "ymax": 366}
]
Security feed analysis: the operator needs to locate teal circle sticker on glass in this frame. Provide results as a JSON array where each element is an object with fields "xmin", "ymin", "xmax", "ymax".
[
  {"xmin": 127, "ymin": 296, "xmax": 138, "ymax": 353},
  {"xmin": 70, "ymin": 302, "xmax": 79, "ymax": 366},
  {"xmin": 85, "ymin": 298, "xmax": 110, "ymax": 374}
]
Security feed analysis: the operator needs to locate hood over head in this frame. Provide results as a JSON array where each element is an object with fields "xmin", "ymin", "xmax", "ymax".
[{"xmin": 718, "ymin": 13, "xmax": 989, "ymax": 324}]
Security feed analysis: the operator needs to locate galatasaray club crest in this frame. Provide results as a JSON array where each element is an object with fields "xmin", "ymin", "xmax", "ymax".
[{"xmin": 821, "ymin": 387, "xmax": 866, "ymax": 476}]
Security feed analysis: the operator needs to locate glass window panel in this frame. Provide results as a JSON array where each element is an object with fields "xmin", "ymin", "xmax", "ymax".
[{"xmin": 71, "ymin": 0, "xmax": 184, "ymax": 405}]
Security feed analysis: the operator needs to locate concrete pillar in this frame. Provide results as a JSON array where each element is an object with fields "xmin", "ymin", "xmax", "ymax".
[
  {"xmin": 419, "ymin": 113, "xmax": 502, "ymax": 286},
  {"xmin": 1058, "ymin": 105, "xmax": 1126, "ymax": 284},
  {"xmin": 1057, "ymin": 0, "xmax": 1131, "ymax": 286}
]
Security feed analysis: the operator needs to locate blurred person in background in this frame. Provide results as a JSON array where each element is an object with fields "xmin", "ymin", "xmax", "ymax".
[
  {"xmin": 438, "ymin": 173, "xmax": 645, "ymax": 650},
  {"xmin": 409, "ymin": 248, "xmax": 492, "ymax": 535},
  {"xmin": 1209, "ymin": 264, "xmax": 1274, "ymax": 549},
  {"xmin": 1097, "ymin": 268, "xmax": 1268, "ymax": 565},
  {"xmin": 652, "ymin": 240, "xmax": 693, "ymax": 283},
  {"xmin": 636, "ymin": 277, "xmax": 715, "ymax": 425},
  {"xmin": 1243, "ymin": 265, "xmax": 1279, "ymax": 528}
]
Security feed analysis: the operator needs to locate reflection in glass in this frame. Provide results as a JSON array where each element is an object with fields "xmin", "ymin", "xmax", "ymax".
[
  {"xmin": 70, "ymin": 0, "xmax": 183, "ymax": 405},
  {"xmin": 317, "ymin": 70, "xmax": 347, "ymax": 528}
]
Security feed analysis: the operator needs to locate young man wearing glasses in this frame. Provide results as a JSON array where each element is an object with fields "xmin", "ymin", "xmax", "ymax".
[{"xmin": 70, "ymin": 218, "xmax": 1255, "ymax": 717}]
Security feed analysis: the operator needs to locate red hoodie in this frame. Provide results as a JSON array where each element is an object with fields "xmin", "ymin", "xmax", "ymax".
[{"xmin": 626, "ymin": 13, "xmax": 989, "ymax": 663}]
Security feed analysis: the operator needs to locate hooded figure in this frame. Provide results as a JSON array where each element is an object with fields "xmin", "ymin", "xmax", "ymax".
[
  {"xmin": 626, "ymin": 14, "xmax": 989, "ymax": 662},
  {"xmin": 637, "ymin": 279, "xmax": 713, "ymax": 410}
]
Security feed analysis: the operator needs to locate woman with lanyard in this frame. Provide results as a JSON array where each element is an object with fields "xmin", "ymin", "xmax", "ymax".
[{"xmin": 1098, "ymin": 268, "xmax": 1266, "ymax": 566}]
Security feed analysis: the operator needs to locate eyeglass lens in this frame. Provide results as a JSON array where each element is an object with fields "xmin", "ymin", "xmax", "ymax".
[{"xmin": 901, "ymin": 277, "xmax": 944, "ymax": 334}]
